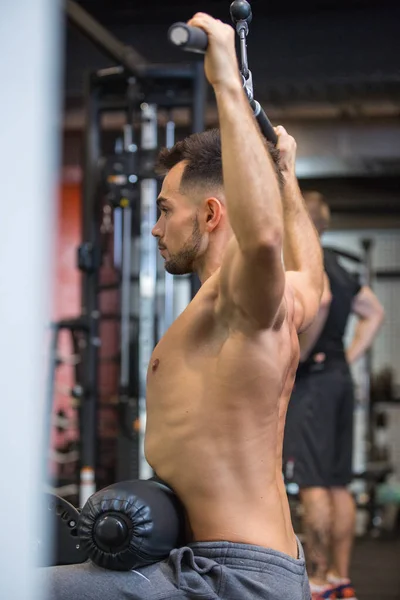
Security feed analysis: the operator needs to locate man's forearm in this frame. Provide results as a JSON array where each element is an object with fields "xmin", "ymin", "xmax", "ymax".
[
  {"xmin": 346, "ymin": 315, "xmax": 383, "ymax": 364},
  {"xmin": 282, "ymin": 174, "xmax": 322, "ymax": 280},
  {"xmin": 214, "ymin": 83, "xmax": 283, "ymax": 251}
]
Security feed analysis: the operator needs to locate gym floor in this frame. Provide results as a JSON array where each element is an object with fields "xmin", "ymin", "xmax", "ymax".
[{"xmin": 350, "ymin": 538, "xmax": 400, "ymax": 600}]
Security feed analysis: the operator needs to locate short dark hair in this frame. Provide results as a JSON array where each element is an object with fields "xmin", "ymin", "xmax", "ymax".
[{"xmin": 156, "ymin": 128, "xmax": 282, "ymax": 192}]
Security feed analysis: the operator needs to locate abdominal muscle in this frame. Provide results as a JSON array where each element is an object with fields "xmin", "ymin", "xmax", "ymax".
[{"xmin": 145, "ymin": 288, "xmax": 298, "ymax": 559}]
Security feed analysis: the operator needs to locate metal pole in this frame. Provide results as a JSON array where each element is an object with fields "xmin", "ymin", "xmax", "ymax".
[
  {"xmin": 113, "ymin": 138, "xmax": 124, "ymax": 271},
  {"xmin": 119, "ymin": 126, "xmax": 134, "ymax": 398},
  {"xmin": 190, "ymin": 61, "xmax": 206, "ymax": 297},
  {"xmin": 0, "ymin": 0, "xmax": 61, "ymax": 596},
  {"xmin": 163, "ymin": 120, "xmax": 176, "ymax": 332},
  {"xmin": 361, "ymin": 238, "xmax": 374, "ymax": 458},
  {"xmin": 79, "ymin": 74, "xmax": 101, "ymax": 507},
  {"xmin": 139, "ymin": 103, "xmax": 158, "ymax": 479},
  {"xmin": 120, "ymin": 208, "xmax": 132, "ymax": 385},
  {"xmin": 113, "ymin": 207, "xmax": 123, "ymax": 269},
  {"xmin": 45, "ymin": 324, "xmax": 61, "ymax": 472}
]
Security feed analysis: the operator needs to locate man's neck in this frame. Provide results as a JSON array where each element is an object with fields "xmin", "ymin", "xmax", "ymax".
[
  {"xmin": 196, "ymin": 258, "xmax": 221, "ymax": 285},
  {"xmin": 195, "ymin": 231, "xmax": 233, "ymax": 285}
]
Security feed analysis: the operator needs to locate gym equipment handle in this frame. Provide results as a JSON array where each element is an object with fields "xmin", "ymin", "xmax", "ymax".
[
  {"xmin": 167, "ymin": 20, "xmax": 278, "ymax": 146},
  {"xmin": 250, "ymin": 99, "xmax": 278, "ymax": 145},
  {"xmin": 168, "ymin": 23, "xmax": 208, "ymax": 54}
]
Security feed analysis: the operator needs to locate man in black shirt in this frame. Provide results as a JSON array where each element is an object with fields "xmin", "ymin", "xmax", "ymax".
[{"xmin": 284, "ymin": 193, "xmax": 385, "ymax": 600}]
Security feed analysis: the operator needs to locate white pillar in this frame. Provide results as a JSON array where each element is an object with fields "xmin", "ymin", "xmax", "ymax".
[{"xmin": 0, "ymin": 1, "xmax": 62, "ymax": 598}]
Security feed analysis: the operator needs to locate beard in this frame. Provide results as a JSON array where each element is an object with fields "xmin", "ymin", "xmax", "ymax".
[{"xmin": 164, "ymin": 216, "xmax": 202, "ymax": 275}]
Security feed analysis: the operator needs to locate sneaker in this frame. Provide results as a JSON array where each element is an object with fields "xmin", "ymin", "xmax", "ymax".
[
  {"xmin": 330, "ymin": 582, "xmax": 357, "ymax": 600},
  {"xmin": 327, "ymin": 576, "xmax": 357, "ymax": 600},
  {"xmin": 310, "ymin": 584, "xmax": 337, "ymax": 599}
]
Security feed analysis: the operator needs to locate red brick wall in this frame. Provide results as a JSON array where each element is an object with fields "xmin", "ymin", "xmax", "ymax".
[{"xmin": 50, "ymin": 184, "xmax": 81, "ymax": 477}]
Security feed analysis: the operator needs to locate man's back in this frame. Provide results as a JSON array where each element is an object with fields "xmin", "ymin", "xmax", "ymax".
[{"xmin": 145, "ymin": 270, "xmax": 300, "ymax": 557}]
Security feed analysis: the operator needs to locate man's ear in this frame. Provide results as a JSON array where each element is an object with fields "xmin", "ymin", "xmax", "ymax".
[{"xmin": 204, "ymin": 197, "xmax": 223, "ymax": 232}]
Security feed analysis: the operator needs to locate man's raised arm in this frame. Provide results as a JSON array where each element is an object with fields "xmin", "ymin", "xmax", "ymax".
[
  {"xmin": 276, "ymin": 127, "xmax": 324, "ymax": 332},
  {"xmin": 188, "ymin": 14, "xmax": 285, "ymax": 328}
]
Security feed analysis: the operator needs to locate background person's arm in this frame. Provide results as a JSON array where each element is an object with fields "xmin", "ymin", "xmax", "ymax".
[{"xmin": 346, "ymin": 286, "xmax": 385, "ymax": 364}]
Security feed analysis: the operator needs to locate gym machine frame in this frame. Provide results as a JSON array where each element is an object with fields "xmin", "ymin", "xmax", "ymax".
[{"xmin": 65, "ymin": 0, "xmax": 206, "ymax": 505}]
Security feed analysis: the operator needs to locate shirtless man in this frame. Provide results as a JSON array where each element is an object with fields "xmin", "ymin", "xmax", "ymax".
[{"xmin": 44, "ymin": 13, "xmax": 323, "ymax": 600}]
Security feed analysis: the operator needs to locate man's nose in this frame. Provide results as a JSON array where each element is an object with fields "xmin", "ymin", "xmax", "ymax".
[{"xmin": 152, "ymin": 219, "xmax": 162, "ymax": 238}]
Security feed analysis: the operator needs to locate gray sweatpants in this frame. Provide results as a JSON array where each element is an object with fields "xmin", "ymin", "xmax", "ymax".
[{"xmin": 41, "ymin": 538, "xmax": 311, "ymax": 600}]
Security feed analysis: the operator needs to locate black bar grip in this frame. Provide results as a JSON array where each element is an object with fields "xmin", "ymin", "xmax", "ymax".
[
  {"xmin": 250, "ymin": 100, "xmax": 277, "ymax": 145},
  {"xmin": 168, "ymin": 22, "xmax": 208, "ymax": 54}
]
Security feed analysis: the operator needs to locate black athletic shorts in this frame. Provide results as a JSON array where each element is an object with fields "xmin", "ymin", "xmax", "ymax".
[{"xmin": 283, "ymin": 360, "xmax": 354, "ymax": 489}]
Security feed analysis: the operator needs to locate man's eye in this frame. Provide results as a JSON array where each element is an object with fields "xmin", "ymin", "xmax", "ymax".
[{"xmin": 161, "ymin": 208, "xmax": 169, "ymax": 214}]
